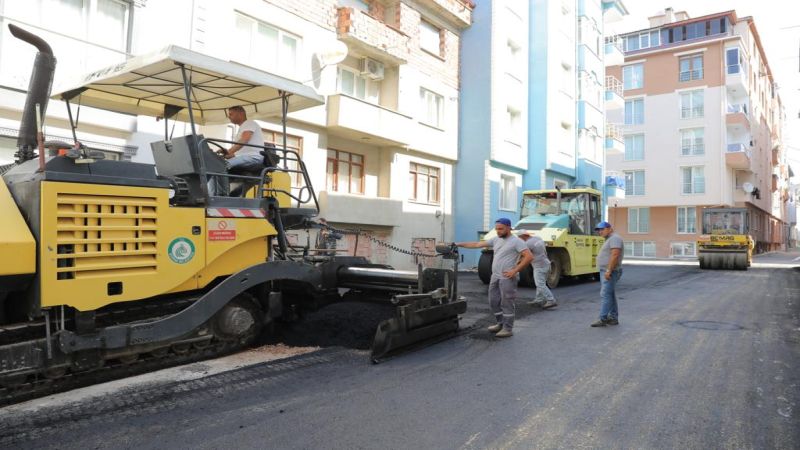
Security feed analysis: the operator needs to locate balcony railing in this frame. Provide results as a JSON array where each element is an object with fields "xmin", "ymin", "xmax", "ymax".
[
  {"xmin": 727, "ymin": 143, "xmax": 751, "ymax": 156},
  {"xmin": 606, "ymin": 123, "xmax": 623, "ymax": 141},
  {"xmin": 727, "ymin": 103, "xmax": 748, "ymax": 115},
  {"xmin": 680, "ymin": 106, "xmax": 704, "ymax": 119},
  {"xmin": 679, "ymin": 69, "xmax": 703, "ymax": 82},
  {"xmin": 605, "ymin": 75, "xmax": 623, "ymax": 96}
]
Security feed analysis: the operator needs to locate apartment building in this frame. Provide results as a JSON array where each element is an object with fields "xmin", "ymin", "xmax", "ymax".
[
  {"xmin": 454, "ymin": 0, "xmax": 529, "ymax": 265},
  {"xmin": 0, "ymin": 0, "xmax": 472, "ymax": 270},
  {"xmin": 528, "ymin": 0, "xmax": 627, "ymax": 192},
  {"xmin": 455, "ymin": 0, "xmax": 625, "ymax": 267},
  {"xmin": 606, "ymin": 8, "xmax": 789, "ymax": 258}
]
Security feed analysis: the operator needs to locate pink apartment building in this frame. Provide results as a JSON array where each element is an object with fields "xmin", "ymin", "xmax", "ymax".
[{"xmin": 605, "ymin": 8, "xmax": 789, "ymax": 258}]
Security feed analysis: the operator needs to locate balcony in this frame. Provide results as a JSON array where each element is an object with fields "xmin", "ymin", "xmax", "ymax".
[
  {"xmin": 605, "ymin": 76, "xmax": 623, "ymax": 110},
  {"xmin": 605, "ymin": 172, "xmax": 626, "ymax": 199},
  {"xmin": 336, "ymin": 7, "xmax": 408, "ymax": 65},
  {"xmin": 414, "ymin": 0, "xmax": 472, "ymax": 29},
  {"xmin": 326, "ymin": 94, "xmax": 414, "ymax": 146},
  {"xmin": 602, "ymin": 0, "xmax": 629, "ymax": 23},
  {"xmin": 605, "ymin": 123, "xmax": 624, "ymax": 155},
  {"xmin": 726, "ymin": 143, "xmax": 752, "ymax": 171},
  {"xmin": 725, "ymin": 64, "xmax": 748, "ymax": 96},
  {"xmin": 726, "ymin": 103, "xmax": 750, "ymax": 130},
  {"xmin": 604, "ymin": 36, "xmax": 624, "ymax": 66}
]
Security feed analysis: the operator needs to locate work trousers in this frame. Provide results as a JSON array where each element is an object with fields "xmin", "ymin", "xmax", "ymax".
[
  {"xmin": 488, "ymin": 275, "xmax": 518, "ymax": 330},
  {"xmin": 533, "ymin": 267, "xmax": 556, "ymax": 304}
]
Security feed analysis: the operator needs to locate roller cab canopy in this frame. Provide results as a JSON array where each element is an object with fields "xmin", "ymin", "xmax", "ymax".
[{"xmin": 50, "ymin": 45, "xmax": 324, "ymax": 125}]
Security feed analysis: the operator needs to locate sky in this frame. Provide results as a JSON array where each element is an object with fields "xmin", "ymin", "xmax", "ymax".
[{"xmin": 613, "ymin": 0, "xmax": 800, "ymax": 183}]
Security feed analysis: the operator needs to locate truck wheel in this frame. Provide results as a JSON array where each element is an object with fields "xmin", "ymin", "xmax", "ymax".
[
  {"xmin": 478, "ymin": 252, "xmax": 492, "ymax": 285},
  {"xmin": 547, "ymin": 254, "xmax": 562, "ymax": 288},
  {"xmin": 519, "ymin": 265, "xmax": 534, "ymax": 288}
]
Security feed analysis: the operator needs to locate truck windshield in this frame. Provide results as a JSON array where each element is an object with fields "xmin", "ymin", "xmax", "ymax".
[
  {"xmin": 521, "ymin": 192, "xmax": 581, "ymax": 217},
  {"xmin": 702, "ymin": 211, "xmax": 747, "ymax": 235}
]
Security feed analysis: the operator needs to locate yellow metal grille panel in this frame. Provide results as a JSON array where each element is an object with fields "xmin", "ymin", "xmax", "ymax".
[{"xmin": 55, "ymin": 193, "xmax": 158, "ymax": 279}]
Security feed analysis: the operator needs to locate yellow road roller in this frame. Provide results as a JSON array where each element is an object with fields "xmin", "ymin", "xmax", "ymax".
[{"xmin": 697, "ymin": 208, "xmax": 754, "ymax": 270}]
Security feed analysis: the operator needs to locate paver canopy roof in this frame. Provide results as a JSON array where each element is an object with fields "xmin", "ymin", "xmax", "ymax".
[{"xmin": 51, "ymin": 45, "xmax": 324, "ymax": 125}]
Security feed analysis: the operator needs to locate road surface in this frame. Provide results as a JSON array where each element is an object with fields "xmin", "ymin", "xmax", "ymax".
[{"xmin": 2, "ymin": 252, "xmax": 798, "ymax": 449}]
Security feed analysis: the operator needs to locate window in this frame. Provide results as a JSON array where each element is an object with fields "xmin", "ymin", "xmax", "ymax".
[
  {"xmin": 726, "ymin": 47, "xmax": 742, "ymax": 74},
  {"xmin": 628, "ymin": 207, "xmax": 650, "ymax": 233},
  {"xmin": 624, "ymin": 170, "xmax": 645, "ymax": 196},
  {"xmin": 624, "ymin": 134, "xmax": 644, "ymax": 160},
  {"xmin": 326, "ymin": 149, "xmax": 364, "ymax": 194},
  {"xmin": 234, "ymin": 12, "xmax": 300, "ymax": 78},
  {"xmin": 500, "ymin": 175, "xmax": 517, "ymax": 211},
  {"xmin": 4, "ymin": 0, "xmax": 131, "ymax": 51},
  {"xmin": 681, "ymin": 166, "xmax": 705, "ymax": 194},
  {"xmin": 338, "ymin": 67, "xmax": 380, "ymax": 103},
  {"xmin": 680, "ymin": 128, "xmax": 704, "ymax": 155},
  {"xmin": 623, "ymin": 64, "xmax": 643, "ymax": 89},
  {"xmin": 677, "ymin": 206, "xmax": 697, "ymax": 233},
  {"xmin": 624, "ymin": 99, "xmax": 644, "ymax": 125},
  {"xmin": 680, "ymin": 90, "xmax": 704, "ymax": 119},
  {"xmin": 409, "ymin": 162, "xmax": 440, "ymax": 204},
  {"xmin": 679, "ymin": 54, "xmax": 703, "ymax": 81},
  {"xmin": 624, "ymin": 241, "xmax": 656, "ymax": 258},
  {"xmin": 671, "ymin": 242, "xmax": 696, "ymax": 257},
  {"xmin": 420, "ymin": 88, "xmax": 444, "ymax": 128},
  {"xmin": 264, "ymin": 130, "xmax": 303, "ymax": 187},
  {"xmin": 0, "ymin": 136, "xmax": 17, "ymax": 164},
  {"xmin": 419, "ymin": 20, "xmax": 442, "ymax": 57},
  {"xmin": 624, "ymin": 30, "xmax": 660, "ymax": 52}
]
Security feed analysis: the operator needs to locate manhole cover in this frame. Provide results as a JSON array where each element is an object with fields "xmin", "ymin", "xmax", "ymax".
[{"xmin": 676, "ymin": 320, "xmax": 744, "ymax": 331}]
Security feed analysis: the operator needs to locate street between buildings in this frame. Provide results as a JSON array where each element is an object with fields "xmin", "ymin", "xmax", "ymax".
[{"xmin": 2, "ymin": 252, "xmax": 798, "ymax": 450}]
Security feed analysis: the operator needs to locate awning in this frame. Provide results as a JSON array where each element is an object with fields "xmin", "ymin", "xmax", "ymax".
[{"xmin": 50, "ymin": 46, "xmax": 325, "ymax": 125}]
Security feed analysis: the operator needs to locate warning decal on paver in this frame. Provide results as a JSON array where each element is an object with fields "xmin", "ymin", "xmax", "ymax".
[{"xmin": 208, "ymin": 219, "xmax": 236, "ymax": 241}]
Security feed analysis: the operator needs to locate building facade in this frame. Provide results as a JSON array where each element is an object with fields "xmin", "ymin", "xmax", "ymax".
[
  {"xmin": 606, "ymin": 8, "xmax": 789, "ymax": 258},
  {"xmin": 454, "ymin": 0, "xmax": 528, "ymax": 266},
  {"xmin": 0, "ymin": 0, "xmax": 472, "ymax": 270}
]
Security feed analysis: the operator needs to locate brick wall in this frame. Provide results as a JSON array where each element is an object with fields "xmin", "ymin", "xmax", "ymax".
[
  {"xmin": 397, "ymin": 3, "xmax": 461, "ymax": 89},
  {"xmin": 263, "ymin": 0, "xmax": 337, "ymax": 31}
]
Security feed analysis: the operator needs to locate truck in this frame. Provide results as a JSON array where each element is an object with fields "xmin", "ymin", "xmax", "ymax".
[{"xmin": 478, "ymin": 187, "xmax": 604, "ymax": 288}]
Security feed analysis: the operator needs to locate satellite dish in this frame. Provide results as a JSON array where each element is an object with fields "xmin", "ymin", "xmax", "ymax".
[
  {"xmin": 742, "ymin": 182, "xmax": 754, "ymax": 194},
  {"xmin": 317, "ymin": 41, "xmax": 349, "ymax": 67}
]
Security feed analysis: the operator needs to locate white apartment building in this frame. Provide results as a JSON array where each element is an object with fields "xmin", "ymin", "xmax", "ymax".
[{"xmin": 0, "ymin": 0, "xmax": 472, "ymax": 270}]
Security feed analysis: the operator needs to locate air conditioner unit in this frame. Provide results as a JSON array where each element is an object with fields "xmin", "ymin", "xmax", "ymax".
[{"xmin": 360, "ymin": 57, "xmax": 385, "ymax": 80}]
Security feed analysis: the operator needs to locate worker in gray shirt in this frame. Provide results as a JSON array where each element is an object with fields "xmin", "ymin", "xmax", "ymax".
[
  {"xmin": 591, "ymin": 221, "xmax": 624, "ymax": 327},
  {"xmin": 456, "ymin": 218, "xmax": 533, "ymax": 338},
  {"xmin": 517, "ymin": 230, "xmax": 557, "ymax": 309}
]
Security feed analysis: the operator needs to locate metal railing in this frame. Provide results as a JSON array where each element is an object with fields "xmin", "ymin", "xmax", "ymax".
[
  {"xmin": 605, "ymin": 76, "xmax": 623, "ymax": 96},
  {"xmin": 679, "ymin": 69, "xmax": 703, "ymax": 82},
  {"xmin": 727, "ymin": 103, "xmax": 748, "ymax": 115},
  {"xmin": 606, "ymin": 123, "xmax": 623, "ymax": 141},
  {"xmin": 201, "ymin": 137, "xmax": 319, "ymax": 211},
  {"xmin": 727, "ymin": 143, "xmax": 752, "ymax": 159}
]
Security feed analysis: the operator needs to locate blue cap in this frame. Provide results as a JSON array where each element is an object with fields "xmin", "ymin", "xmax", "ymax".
[
  {"xmin": 495, "ymin": 218, "xmax": 512, "ymax": 227},
  {"xmin": 594, "ymin": 221, "xmax": 612, "ymax": 230}
]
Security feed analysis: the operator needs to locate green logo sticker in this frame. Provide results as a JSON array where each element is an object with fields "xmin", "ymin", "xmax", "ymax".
[{"xmin": 168, "ymin": 237, "xmax": 195, "ymax": 264}]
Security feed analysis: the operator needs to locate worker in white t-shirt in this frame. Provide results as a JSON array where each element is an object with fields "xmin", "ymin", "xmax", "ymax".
[{"xmin": 224, "ymin": 105, "xmax": 266, "ymax": 171}]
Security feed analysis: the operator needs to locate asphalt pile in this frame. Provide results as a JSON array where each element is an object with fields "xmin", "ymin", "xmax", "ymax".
[{"xmin": 269, "ymin": 300, "xmax": 396, "ymax": 350}]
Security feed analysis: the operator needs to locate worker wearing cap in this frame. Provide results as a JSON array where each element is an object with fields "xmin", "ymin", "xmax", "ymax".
[
  {"xmin": 456, "ymin": 218, "xmax": 533, "ymax": 337},
  {"xmin": 516, "ymin": 230, "xmax": 557, "ymax": 309},
  {"xmin": 591, "ymin": 221, "xmax": 624, "ymax": 327}
]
